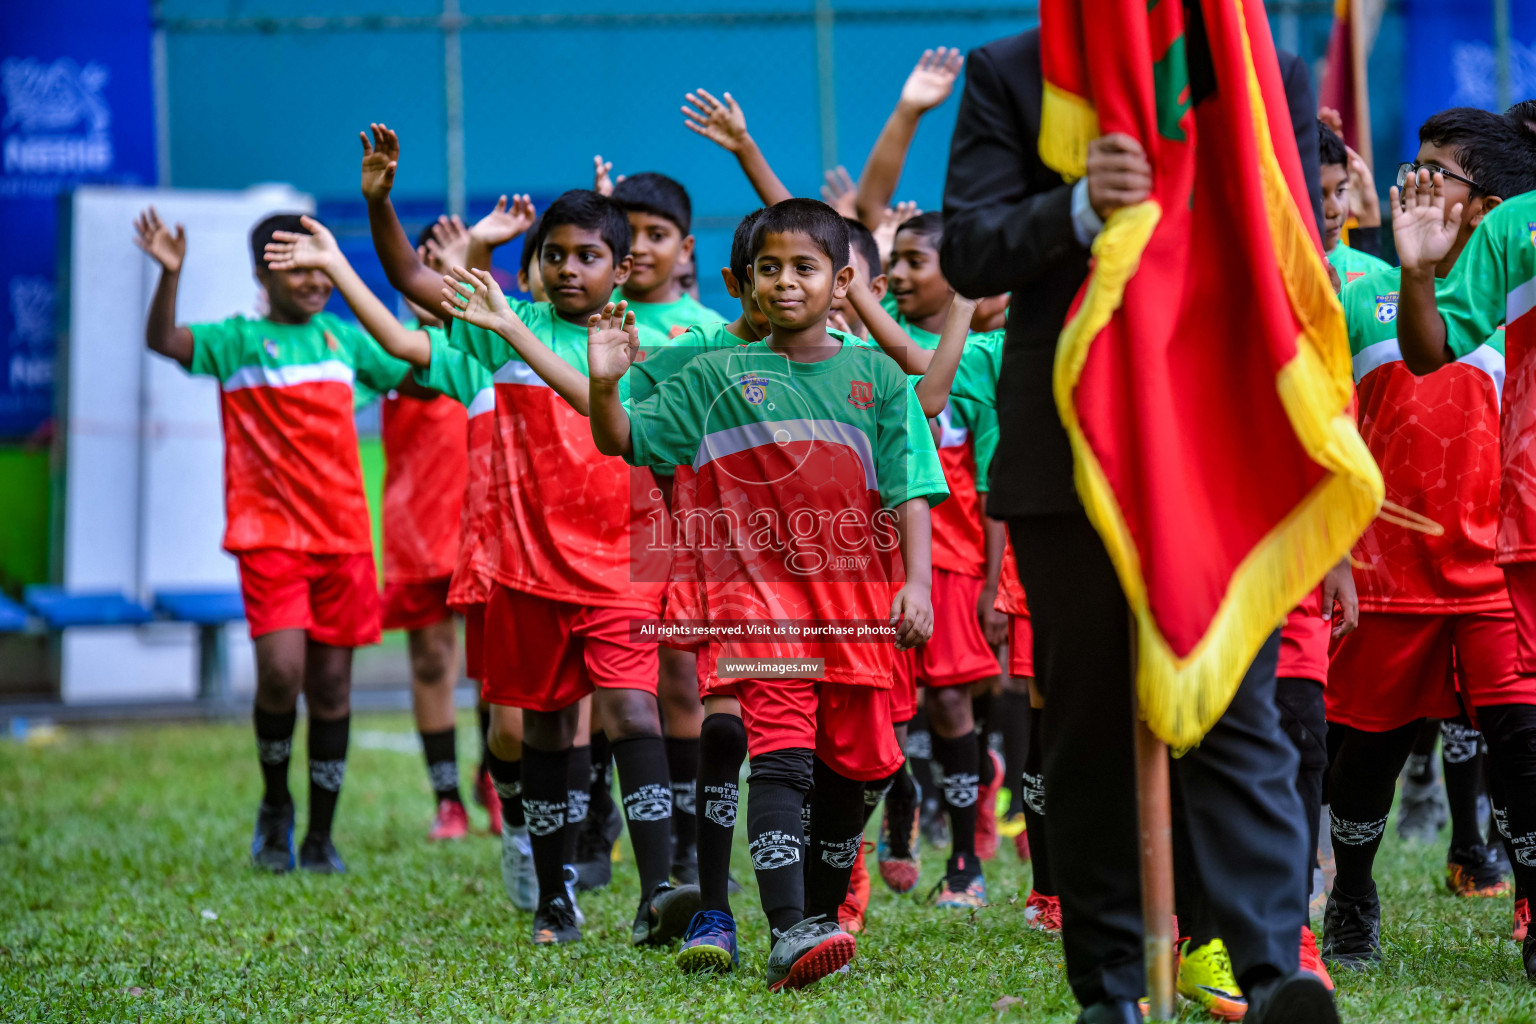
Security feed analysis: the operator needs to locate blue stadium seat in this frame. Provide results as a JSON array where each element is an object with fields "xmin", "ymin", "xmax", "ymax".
[
  {"xmin": 24, "ymin": 587, "xmax": 153, "ymax": 629},
  {"xmin": 0, "ymin": 593, "xmax": 29, "ymax": 632},
  {"xmin": 153, "ymin": 589, "xmax": 245, "ymax": 625}
]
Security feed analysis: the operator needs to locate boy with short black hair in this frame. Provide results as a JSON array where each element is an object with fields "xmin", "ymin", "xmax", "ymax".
[
  {"xmin": 134, "ymin": 206, "xmax": 414, "ymax": 876},
  {"xmin": 360, "ymin": 123, "xmax": 698, "ymax": 947},
  {"xmin": 585, "ymin": 198, "xmax": 946, "ymax": 989},
  {"xmin": 1318, "ymin": 120, "xmax": 1391, "ymax": 284},
  {"xmin": 612, "ymin": 171, "xmax": 729, "ymax": 336},
  {"xmin": 1325, "ymin": 107, "xmax": 1536, "ymax": 974}
]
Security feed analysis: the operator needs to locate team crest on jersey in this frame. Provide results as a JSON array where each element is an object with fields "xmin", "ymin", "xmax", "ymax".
[
  {"xmin": 848, "ymin": 379, "xmax": 874, "ymax": 409},
  {"xmin": 1347, "ymin": 271, "xmax": 1365, "ymax": 283},
  {"xmin": 263, "ymin": 338, "xmax": 279, "ymax": 357},
  {"xmin": 738, "ymin": 373, "xmax": 769, "ymax": 405},
  {"xmin": 324, "ymin": 330, "xmax": 339, "ymax": 352},
  {"xmin": 1374, "ymin": 293, "xmax": 1399, "ymax": 324},
  {"xmin": 1528, "ymin": 222, "xmax": 1536, "ymax": 248},
  {"xmin": 668, "ymin": 324, "xmax": 688, "ymax": 338}
]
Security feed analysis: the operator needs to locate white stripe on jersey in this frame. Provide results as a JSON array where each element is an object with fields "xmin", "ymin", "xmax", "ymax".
[
  {"xmin": 222, "ymin": 359, "xmax": 355, "ymax": 393},
  {"xmin": 936, "ymin": 404, "xmax": 969, "ymax": 449},
  {"xmin": 693, "ymin": 418, "xmax": 878, "ymax": 492},
  {"xmin": 1352, "ymin": 339, "xmax": 1402, "ymax": 384},
  {"xmin": 1509, "ymin": 276, "xmax": 1536, "ymax": 325},
  {"xmin": 1352, "ymin": 336, "xmax": 1503, "ymax": 409},
  {"xmin": 467, "ymin": 387, "xmax": 495, "ymax": 418},
  {"xmin": 1459, "ymin": 344, "xmax": 1506, "ymax": 409},
  {"xmin": 493, "ymin": 360, "xmax": 553, "ymax": 388}
]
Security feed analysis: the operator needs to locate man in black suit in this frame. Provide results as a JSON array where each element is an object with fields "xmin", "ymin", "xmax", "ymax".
[{"xmin": 939, "ymin": 25, "xmax": 1338, "ymax": 1024}]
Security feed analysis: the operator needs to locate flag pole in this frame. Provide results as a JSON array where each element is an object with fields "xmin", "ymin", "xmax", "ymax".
[{"xmin": 1136, "ymin": 699, "xmax": 1176, "ymax": 1018}]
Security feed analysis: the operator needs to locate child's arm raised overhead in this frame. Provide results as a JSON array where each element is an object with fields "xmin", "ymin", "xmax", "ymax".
[
  {"xmin": 913, "ymin": 294, "xmax": 977, "ymax": 418},
  {"xmin": 465, "ymin": 194, "xmax": 536, "ymax": 274},
  {"xmin": 587, "ymin": 304, "xmax": 643, "ymax": 457},
  {"xmin": 682, "ymin": 89, "xmax": 792, "ymax": 207},
  {"xmin": 855, "ymin": 48, "xmax": 964, "ymax": 228},
  {"xmin": 361, "ymin": 123, "xmax": 446, "ymax": 312},
  {"xmin": 264, "ymin": 215, "xmax": 432, "ymax": 369},
  {"xmin": 133, "ymin": 206, "xmax": 194, "ymax": 367},
  {"xmin": 846, "ymin": 261, "xmax": 929, "ymax": 376},
  {"xmin": 438, "ymin": 265, "xmax": 595, "ymax": 413},
  {"xmin": 890, "ymin": 498, "xmax": 935, "ymax": 650},
  {"xmin": 422, "ymin": 214, "xmax": 470, "ymax": 273}
]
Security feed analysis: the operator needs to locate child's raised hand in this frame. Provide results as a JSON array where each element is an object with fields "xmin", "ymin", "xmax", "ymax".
[
  {"xmin": 820, "ymin": 166, "xmax": 859, "ymax": 219},
  {"xmin": 133, "ymin": 206, "xmax": 186, "ymax": 273},
  {"xmin": 586, "ymin": 301, "xmax": 641, "ymax": 385},
  {"xmin": 263, "ymin": 215, "xmax": 340, "ymax": 272},
  {"xmin": 1391, "ymin": 168, "xmax": 1461, "ymax": 273},
  {"xmin": 890, "ymin": 583, "xmax": 934, "ymax": 650},
  {"xmin": 1344, "ymin": 145, "xmax": 1381, "ymax": 226},
  {"xmin": 471, "ymin": 194, "xmax": 537, "ymax": 248},
  {"xmin": 421, "ymin": 215, "xmax": 469, "ymax": 272},
  {"xmin": 899, "ymin": 47, "xmax": 964, "ymax": 115},
  {"xmin": 360, "ymin": 123, "xmax": 400, "ymax": 201},
  {"xmin": 874, "ymin": 201, "xmax": 921, "ymax": 266},
  {"xmin": 593, "ymin": 156, "xmax": 624, "ymax": 197},
  {"xmin": 439, "ymin": 266, "xmax": 517, "ymax": 333},
  {"xmin": 682, "ymin": 88, "xmax": 750, "ymax": 154},
  {"xmin": 970, "ymin": 293, "xmax": 1008, "ymax": 332}
]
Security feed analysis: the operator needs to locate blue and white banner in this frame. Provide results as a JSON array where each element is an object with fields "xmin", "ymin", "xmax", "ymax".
[
  {"xmin": 1401, "ymin": 1, "xmax": 1536, "ymax": 163},
  {"xmin": 1, "ymin": 2, "xmax": 157, "ymax": 438}
]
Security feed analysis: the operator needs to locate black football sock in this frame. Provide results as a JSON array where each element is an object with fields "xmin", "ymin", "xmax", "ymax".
[
  {"xmin": 565, "ymin": 744, "xmax": 591, "ymax": 864},
  {"xmin": 907, "ymin": 706, "xmax": 936, "ymax": 808},
  {"xmin": 1441, "ymin": 716, "xmax": 1487, "ymax": 850},
  {"xmin": 932, "ymin": 729, "xmax": 981, "ymax": 876},
  {"xmin": 1405, "ymin": 718, "xmax": 1440, "ymax": 787},
  {"xmin": 421, "ymin": 726, "xmax": 462, "ymax": 805},
  {"xmin": 667, "ymin": 736, "xmax": 701, "ymax": 857},
  {"xmin": 589, "ymin": 730, "xmax": 615, "ymax": 823},
  {"xmin": 612, "ymin": 734, "xmax": 675, "ymax": 895},
  {"xmin": 805, "ymin": 757, "xmax": 868, "ymax": 922},
  {"xmin": 305, "ymin": 715, "xmax": 350, "ymax": 841},
  {"xmin": 1327, "ymin": 720, "xmax": 1420, "ymax": 896},
  {"xmin": 1022, "ymin": 707, "xmax": 1052, "ymax": 894},
  {"xmin": 863, "ymin": 765, "xmax": 898, "ymax": 832},
  {"xmin": 972, "ymin": 692, "xmax": 997, "ymax": 788},
  {"xmin": 254, "ymin": 706, "xmax": 296, "ymax": 808},
  {"xmin": 747, "ymin": 748, "xmax": 813, "ymax": 942},
  {"xmin": 997, "ymin": 691, "xmax": 1031, "ymax": 817},
  {"xmin": 521, "ymin": 745, "xmax": 571, "ymax": 904},
  {"xmin": 486, "ymin": 750, "xmax": 524, "ymax": 829},
  {"xmin": 1476, "ymin": 704, "xmax": 1536, "ymax": 899},
  {"xmin": 882, "ymin": 759, "xmax": 918, "ymax": 858},
  {"xmin": 698, "ymin": 713, "xmax": 748, "ymax": 913},
  {"xmin": 476, "ymin": 705, "xmax": 491, "ymax": 779}
]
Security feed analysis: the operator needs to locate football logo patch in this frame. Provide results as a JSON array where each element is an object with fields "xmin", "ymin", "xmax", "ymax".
[
  {"xmin": 624, "ymin": 783, "xmax": 672, "ymax": 822},
  {"xmin": 749, "ymin": 831, "xmax": 802, "ymax": 870},
  {"xmin": 1374, "ymin": 293, "xmax": 1398, "ymax": 324},
  {"xmin": 738, "ymin": 373, "xmax": 769, "ymax": 405},
  {"xmin": 848, "ymin": 379, "xmax": 875, "ymax": 409}
]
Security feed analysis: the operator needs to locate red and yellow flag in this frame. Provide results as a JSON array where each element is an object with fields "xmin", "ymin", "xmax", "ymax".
[{"xmin": 1040, "ymin": 0, "xmax": 1382, "ymax": 749}]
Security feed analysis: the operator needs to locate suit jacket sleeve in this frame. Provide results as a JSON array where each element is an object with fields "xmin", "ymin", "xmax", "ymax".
[
  {"xmin": 1279, "ymin": 50, "xmax": 1325, "ymax": 238},
  {"xmin": 940, "ymin": 44, "xmax": 1084, "ymax": 299}
]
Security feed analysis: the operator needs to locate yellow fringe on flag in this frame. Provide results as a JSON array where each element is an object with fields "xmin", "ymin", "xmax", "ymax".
[
  {"xmin": 1039, "ymin": 81, "xmax": 1099, "ymax": 182},
  {"xmin": 1050, "ymin": 0, "xmax": 1383, "ymax": 751}
]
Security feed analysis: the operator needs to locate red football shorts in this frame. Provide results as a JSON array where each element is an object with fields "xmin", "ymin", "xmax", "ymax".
[
  {"xmin": 916, "ymin": 569, "xmax": 1001, "ymax": 688},
  {"xmin": 1279, "ymin": 587, "xmax": 1329, "ymax": 684},
  {"xmin": 889, "ymin": 647, "xmax": 918, "ymax": 724},
  {"xmin": 729, "ymin": 677, "xmax": 904, "ymax": 782},
  {"xmin": 1504, "ymin": 564, "xmax": 1536, "ymax": 677},
  {"xmin": 461, "ymin": 600, "xmax": 487, "ymax": 683},
  {"xmin": 1326, "ymin": 609, "xmax": 1528, "ymax": 731},
  {"xmin": 1007, "ymin": 612, "xmax": 1035, "ymax": 679},
  {"xmin": 382, "ymin": 575, "xmax": 453, "ymax": 632},
  {"xmin": 236, "ymin": 548, "xmax": 381, "ymax": 647},
  {"xmin": 481, "ymin": 585, "xmax": 658, "ymax": 712}
]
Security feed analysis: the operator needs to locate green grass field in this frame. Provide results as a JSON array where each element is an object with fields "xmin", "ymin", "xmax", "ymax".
[{"xmin": 4, "ymin": 713, "xmax": 1536, "ymax": 1023}]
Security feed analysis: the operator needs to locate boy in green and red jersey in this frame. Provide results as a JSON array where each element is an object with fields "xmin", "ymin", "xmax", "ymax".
[
  {"xmin": 134, "ymin": 207, "xmax": 413, "ymax": 876},
  {"xmin": 1331, "ymin": 111, "xmax": 1536, "ymax": 978},
  {"xmin": 1319, "ymin": 121, "xmax": 1392, "ymax": 286},
  {"xmin": 608, "ymin": 171, "xmax": 730, "ymax": 884},
  {"xmin": 359, "ymin": 123, "xmax": 699, "ymax": 948},
  {"xmin": 587, "ymin": 198, "xmax": 946, "ymax": 990}
]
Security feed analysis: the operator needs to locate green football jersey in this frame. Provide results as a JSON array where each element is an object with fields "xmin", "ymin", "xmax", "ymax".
[
  {"xmin": 614, "ymin": 290, "xmax": 730, "ymax": 339},
  {"xmin": 1326, "ymin": 242, "xmax": 1392, "ymax": 286}
]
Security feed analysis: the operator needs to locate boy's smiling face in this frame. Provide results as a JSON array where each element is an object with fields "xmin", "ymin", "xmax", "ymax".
[
  {"xmin": 625, "ymin": 211, "xmax": 692, "ymax": 299},
  {"xmin": 887, "ymin": 228, "xmax": 953, "ymax": 322},
  {"xmin": 259, "ymin": 266, "xmax": 333, "ymax": 322},
  {"xmin": 540, "ymin": 223, "xmax": 630, "ymax": 318},
  {"xmin": 749, "ymin": 230, "xmax": 853, "ymax": 333},
  {"xmin": 1320, "ymin": 162, "xmax": 1348, "ymax": 252}
]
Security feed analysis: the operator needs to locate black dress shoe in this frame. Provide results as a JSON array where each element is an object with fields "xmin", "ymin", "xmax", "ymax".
[
  {"xmin": 1246, "ymin": 970, "xmax": 1339, "ymax": 1024},
  {"xmin": 1075, "ymin": 1000, "xmax": 1142, "ymax": 1024}
]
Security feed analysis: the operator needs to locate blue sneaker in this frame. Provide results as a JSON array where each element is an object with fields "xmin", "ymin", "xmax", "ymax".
[
  {"xmin": 676, "ymin": 910, "xmax": 738, "ymax": 973},
  {"xmin": 251, "ymin": 801, "xmax": 295, "ymax": 873},
  {"xmin": 298, "ymin": 834, "xmax": 347, "ymax": 874}
]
